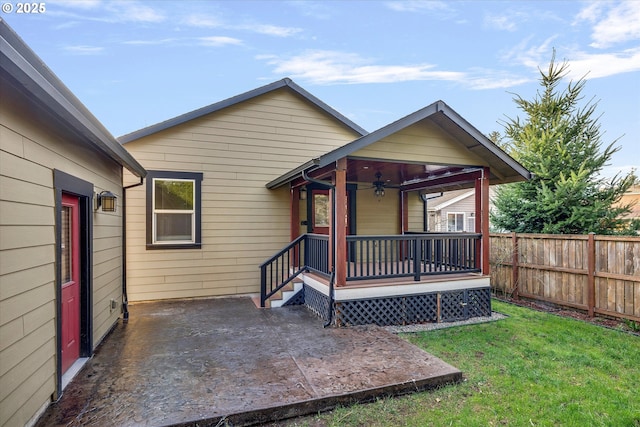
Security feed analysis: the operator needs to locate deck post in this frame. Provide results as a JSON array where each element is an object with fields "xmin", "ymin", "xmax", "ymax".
[
  {"xmin": 413, "ymin": 237, "xmax": 422, "ymax": 281},
  {"xmin": 474, "ymin": 175, "xmax": 482, "ymax": 270},
  {"xmin": 475, "ymin": 167, "xmax": 491, "ymax": 275},
  {"xmin": 334, "ymin": 157, "xmax": 348, "ymax": 287},
  {"xmin": 290, "ymin": 185, "xmax": 300, "ymax": 242},
  {"xmin": 481, "ymin": 167, "xmax": 490, "ymax": 275},
  {"xmin": 400, "ymin": 191, "xmax": 409, "ymax": 233},
  {"xmin": 290, "ymin": 186, "xmax": 301, "ymax": 267}
]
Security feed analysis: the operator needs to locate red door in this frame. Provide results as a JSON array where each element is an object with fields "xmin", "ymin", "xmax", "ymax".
[{"xmin": 61, "ymin": 193, "xmax": 80, "ymax": 373}]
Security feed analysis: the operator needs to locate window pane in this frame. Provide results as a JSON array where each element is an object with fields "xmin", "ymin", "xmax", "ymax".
[
  {"xmin": 447, "ymin": 214, "xmax": 456, "ymax": 232},
  {"xmin": 314, "ymin": 194, "xmax": 329, "ymax": 227},
  {"xmin": 456, "ymin": 214, "xmax": 464, "ymax": 232},
  {"xmin": 156, "ymin": 213, "xmax": 193, "ymax": 242},
  {"xmin": 155, "ymin": 180, "xmax": 194, "ymax": 210},
  {"xmin": 61, "ymin": 206, "xmax": 71, "ymax": 283}
]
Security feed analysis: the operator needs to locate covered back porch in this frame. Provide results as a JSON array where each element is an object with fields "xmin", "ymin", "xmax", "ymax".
[{"xmin": 261, "ymin": 101, "xmax": 530, "ymax": 325}]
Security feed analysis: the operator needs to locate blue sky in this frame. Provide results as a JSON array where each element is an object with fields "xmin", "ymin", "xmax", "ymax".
[{"xmin": 4, "ymin": 0, "xmax": 639, "ymax": 178}]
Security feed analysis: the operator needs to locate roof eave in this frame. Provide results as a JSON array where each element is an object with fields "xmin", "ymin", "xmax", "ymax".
[
  {"xmin": 436, "ymin": 102, "xmax": 532, "ymax": 181},
  {"xmin": 266, "ymin": 159, "xmax": 318, "ymax": 189},
  {"xmin": 0, "ymin": 19, "xmax": 146, "ymax": 178}
]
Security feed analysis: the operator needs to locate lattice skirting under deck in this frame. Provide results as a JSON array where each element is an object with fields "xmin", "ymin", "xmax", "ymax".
[{"xmin": 302, "ymin": 285, "xmax": 491, "ymax": 327}]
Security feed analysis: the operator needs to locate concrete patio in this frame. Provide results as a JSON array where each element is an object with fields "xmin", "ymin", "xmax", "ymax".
[{"xmin": 35, "ymin": 297, "xmax": 462, "ymax": 426}]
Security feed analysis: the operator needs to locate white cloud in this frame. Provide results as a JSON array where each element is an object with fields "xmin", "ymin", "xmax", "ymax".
[
  {"xmin": 573, "ymin": 1, "xmax": 604, "ymax": 23},
  {"xmin": 199, "ymin": 36, "xmax": 243, "ymax": 47},
  {"xmin": 123, "ymin": 38, "xmax": 178, "ymax": 46},
  {"xmin": 182, "ymin": 14, "xmax": 300, "ymax": 37},
  {"xmin": 182, "ymin": 14, "xmax": 221, "ymax": 28},
  {"xmin": 385, "ymin": 0, "xmax": 451, "ymax": 13},
  {"xmin": 484, "ymin": 13, "xmax": 518, "ymax": 32},
  {"xmin": 575, "ymin": 1, "xmax": 640, "ymax": 49},
  {"xmin": 105, "ymin": 1, "xmax": 165, "ymax": 23},
  {"xmin": 566, "ymin": 47, "xmax": 640, "ymax": 79},
  {"xmin": 258, "ymin": 50, "xmax": 527, "ymax": 90},
  {"xmin": 64, "ymin": 45, "xmax": 105, "ymax": 55},
  {"xmin": 245, "ymin": 24, "xmax": 302, "ymax": 38},
  {"xmin": 48, "ymin": 0, "xmax": 165, "ymax": 24},
  {"xmin": 465, "ymin": 72, "xmax": 532, "ymax": 90},
  {"xmin": 501, "ymin": 36, "xmax": 558, "ymax": 69},
  {"xmin": 588, "ymin": 1, "xmax": 640, "ymax": 48}
]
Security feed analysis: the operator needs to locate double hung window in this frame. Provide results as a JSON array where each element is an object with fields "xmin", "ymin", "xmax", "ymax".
[
  {"xmin": 146, "ymin": 171, "xmax": 202, "ymax": 249},
  {"xmin": 447, "ymin": 212, "xmax": 465, "ymax": 232}
]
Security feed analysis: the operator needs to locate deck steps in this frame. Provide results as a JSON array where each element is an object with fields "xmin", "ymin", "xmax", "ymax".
[{"xmin": 268, "ymin": 280, "xmax": 303, "ymax": 308}]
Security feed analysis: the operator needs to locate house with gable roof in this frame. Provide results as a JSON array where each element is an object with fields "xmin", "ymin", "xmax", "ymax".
[{"xmin": 120, "ymin": 78, "xmax": 531, "ymax": 325}]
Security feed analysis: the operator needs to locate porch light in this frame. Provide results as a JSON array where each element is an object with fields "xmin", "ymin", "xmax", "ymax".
[
  {"xmin": 373, "ymin": 172, "xmax": 385, "ymax": 199},
  {"xmin": 96, "ymin": 191, "xmax": 117, "ymax": 212},
  {"xmin": 299, "ymin": 186, "xmax": 307, "ymax": 200}
]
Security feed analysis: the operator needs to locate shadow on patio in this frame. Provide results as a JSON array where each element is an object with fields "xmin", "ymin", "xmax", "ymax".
[{"xmin": 36, "ymin": 297, "xmax": 461, "ymax": 426}]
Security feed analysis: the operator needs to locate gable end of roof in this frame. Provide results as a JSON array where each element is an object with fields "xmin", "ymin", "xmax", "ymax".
[{"xmin": 118, "ymin": 78, "xmax": 368, "ymax": 144}]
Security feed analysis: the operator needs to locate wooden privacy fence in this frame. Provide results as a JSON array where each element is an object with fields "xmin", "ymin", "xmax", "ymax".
[{"xmin": 490, "ymin": 233, "xmax": 640, "ymax": 322}]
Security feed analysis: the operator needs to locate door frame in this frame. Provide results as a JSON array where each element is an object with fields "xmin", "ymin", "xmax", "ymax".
[
  {"xmin": 54, "ymin": 170, "xmax": 93, "ymax": 399},
  {"xmin": 305, "ymin": 183, "xmax": 357, "ymax": 235}
]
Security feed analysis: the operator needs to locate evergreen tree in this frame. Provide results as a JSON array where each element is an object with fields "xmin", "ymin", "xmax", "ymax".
[{"xmin": 491, "ymin": 52, "xmax": 638, "ymax": 235}]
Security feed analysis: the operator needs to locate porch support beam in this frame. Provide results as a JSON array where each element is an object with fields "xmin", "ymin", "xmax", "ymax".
[
  {"xmin": 400, "ymin": 170, "xmax": 481, "ymax": 192},
  {"xmin": 400, "ymin": 191, "xmax": 409, "ymax": 233},
  {"xmin": 334, "ymin": 157, "xmax": 348, "ymax": 287},
  {"xmin": 480, "ymin": 167, "xmax": 491, "ymax": 275},
  {"xmin": 290, "ymin": 185, "xmax": 300, "ymax": 242}
]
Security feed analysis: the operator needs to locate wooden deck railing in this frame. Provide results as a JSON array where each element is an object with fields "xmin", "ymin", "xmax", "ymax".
[
  {"xmin": 260, "ymin": 233, "xmax": 482, "ymax": 306},
  {"xmin": 346, "ymin": 233, "xmax": 481, "ymax": 281}
]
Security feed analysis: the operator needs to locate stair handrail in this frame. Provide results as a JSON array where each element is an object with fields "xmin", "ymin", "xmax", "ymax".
[{"xmin": 260, "ymin": 234, "xmax": 308, "ymax": 307}]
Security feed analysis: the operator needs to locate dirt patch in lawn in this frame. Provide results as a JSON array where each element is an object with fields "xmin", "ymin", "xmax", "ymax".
[{"xmin": 494, "ymin": 295, "xmax": 640, "ymax": 337}]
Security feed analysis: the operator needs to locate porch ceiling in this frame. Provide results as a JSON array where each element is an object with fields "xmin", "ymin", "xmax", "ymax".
[{"xmin": 292, "ymin": 158, "xmax": 482, "ymax": 193}]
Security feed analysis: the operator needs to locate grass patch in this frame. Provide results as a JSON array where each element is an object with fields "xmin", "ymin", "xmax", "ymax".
[{"xmin": 278, "ymin": 301, "xmax": 640, "ymax": 427}]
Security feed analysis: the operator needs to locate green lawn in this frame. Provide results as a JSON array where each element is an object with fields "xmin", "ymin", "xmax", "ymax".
[{"xmin": 282, "ymin": 301, "xmax": 640, "ymax": 427}]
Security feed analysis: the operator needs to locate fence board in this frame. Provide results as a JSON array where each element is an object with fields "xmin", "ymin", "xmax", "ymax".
[{"xmin": 491, "ymin": 233, "xmax": 640, "ymax": 323}]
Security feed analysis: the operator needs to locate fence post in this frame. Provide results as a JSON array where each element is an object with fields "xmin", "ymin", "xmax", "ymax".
[
  {"xmin": 587, "ymin": 232, "xmax": 596, "ymax": 318},
  {"xmin": 511, "ymin": 232, "xmax": 519, "ymax": 300}
]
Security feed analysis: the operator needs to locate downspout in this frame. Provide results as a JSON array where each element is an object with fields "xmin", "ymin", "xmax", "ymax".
[
  {"xmin": 121, "ymin": 176, "xmax": 144, "ymax": 322},
  {"xmin": 302, "ymin": 168, "xmax": 336, "ymax": 328},
  {"xmin": 420, "ymin": 192, "xmax": 443, "ymax": 232}
]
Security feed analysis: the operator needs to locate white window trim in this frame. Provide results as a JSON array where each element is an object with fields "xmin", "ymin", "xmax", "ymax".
[
  {"xmin": 447, "ymin": 212, "xmax": 465, "ymax": 232},
  {"xmin": 152, "ymin": 177, "xmax": 196, "ymax": 245}
]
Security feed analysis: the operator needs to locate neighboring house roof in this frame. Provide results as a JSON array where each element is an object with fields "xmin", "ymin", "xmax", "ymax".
[
  {"xmin": 118, "ymin": 78, "xmax": 368, "ymax": 144},
  {"xmin": 428, "ymin": 190, "xmax": 475, "ymax": 211},
  {"xmin": 0, "ymin": 19, "xmax": 146, "ymax": 178},
  {"xmin": 428, "ymin": 187, "xmax": 498, "ymax": 211},
  {"xmin": 267, "ymin": 100, "xmax": 532, "ymax": 189}
]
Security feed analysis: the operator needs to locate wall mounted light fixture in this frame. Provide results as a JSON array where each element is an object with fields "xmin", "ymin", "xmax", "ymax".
[
  {"xmin": 96, "ymin": 190, "xmax": 117, "ymax": 212},
  {"xmin": 299, "ymin": 186, "xmax": 307, "ymax": 200}
]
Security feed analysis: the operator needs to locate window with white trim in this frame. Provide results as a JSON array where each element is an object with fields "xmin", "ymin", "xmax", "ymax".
[
  {"xmin": 447, "ymin": 212, "xmax": 465, "ymax": 232},
  {"xmin": 146, "ymin": 171, "xmax": 202, "ymax": 249}
]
